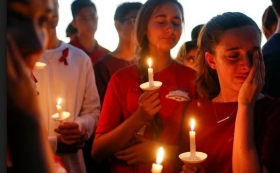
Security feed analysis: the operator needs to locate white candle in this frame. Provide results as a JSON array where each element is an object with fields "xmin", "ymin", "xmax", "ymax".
[
  {"xmin": 56, "ymin": 98, "xmax": 63, "ymax": 119},
  {"xmin": 35, "ymin": 62, "xmax": 46, "ymax": 69},
  {"xmin": 148, "ymin": 58, "xmax": 154, "ymax": 87},
  {"xmin": 190, "ymin": 119, "xmax": 196, "ymax": 159},
  {"xmin": 151, "ymin": 147, "xmax": 164, "ymax": 173}
]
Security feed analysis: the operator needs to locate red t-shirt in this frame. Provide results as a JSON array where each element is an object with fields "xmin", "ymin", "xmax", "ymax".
[
  {"xmin": 177, "ymin": 96, "xmax": 280, "ymax": 172},
  {"xmin": 69, "ymin": 36, "xmax": 109, "ymax": 65},
  {"xmin": 96, "ymin": 61, "xmax": 197, "ymax": 173}
]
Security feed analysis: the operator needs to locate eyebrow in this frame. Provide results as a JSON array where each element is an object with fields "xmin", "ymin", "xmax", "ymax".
[
  {"xmin": 154, "ymin": 14, "xmax": 181, "ymax": 20},
  {"xmin": 46, "ymin": 8, "xmax": 53, "ymax": 14},
  {"xmin": 225, "ymin": 46, "xmax": 260, "ymax": 51}
]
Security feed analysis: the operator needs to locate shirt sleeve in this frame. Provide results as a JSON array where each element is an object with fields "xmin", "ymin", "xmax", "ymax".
[
  {"xmin": 74, "ymin": 57, "xmax": 101, "ymax": 138},
  {"xmin": 53, "ymin": 154, "xmax": 67, "ymax": 173},
  {"xmin": 95, "ymin": 72, "xmax": 123, "ymax": 134}
]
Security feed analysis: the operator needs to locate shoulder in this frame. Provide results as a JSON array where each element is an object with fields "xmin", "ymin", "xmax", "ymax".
[
  {"xmin": 262, "ymin": 33, "xmax": 280, "ymax": 57},
  {"xmin": 255, "ymin": 96, "xmax": 280, "ymax": 122},
  {"xmin": 94, "ymin": 54, "xmax": 118, "ymax": 70},
  {"xmin": 94, "ymin": 54, "xmax": 114, "ymax": 65},
  {"xmin": 67, "ymin": 43, "xmax": 85, "ymax": 55},
  {"xmin": 256, "ymin": 95, "xmax": 280, "ymax": 110},
  {"xmin": 97, "ymin": 43, "xmax": 110, "ymax": 53},
  {"xmin": 188, "ymin": 97, "xmax": 210, "ymax": 107},
  {"xmin": 173, "ymin": 61, "xmax": 197, "ymax": 77},
  {"xmin": 183, "ymin": 97, "xmax": 211, "ymax": 118},
  {"xmin": 110, "ymin": 65, "xmax": 138, "ymax": 81},
  {"xmin": 66, "ymin": 43, "xmax": 91, "ymax": 61}
]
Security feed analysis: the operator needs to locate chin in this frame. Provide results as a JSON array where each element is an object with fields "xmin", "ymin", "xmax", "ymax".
[
  {"xmin": 84, "ymin": 30, "xmax": 95, "ymax": 36},
  {"xmin": 235, "ymin": 84, "xmax": 244, "ymax": 92},
  {"xmin": 158, "ymin": 44, "xmax": 176, "ymax": 52}
]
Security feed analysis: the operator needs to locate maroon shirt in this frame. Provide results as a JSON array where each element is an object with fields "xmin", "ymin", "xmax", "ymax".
[
  {"xmin": 69, "ymin": 36, "xmax": 109, "ymax": 65},
  {"xmin": 177, "ymin": 96, "xmax": 280, "ymax": 173},
  {"xmin": 93, "ymin": 54, "xmax": 135, "ymax": 105}
]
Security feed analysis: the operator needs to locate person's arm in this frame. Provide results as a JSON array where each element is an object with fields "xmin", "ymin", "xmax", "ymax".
[
  {"xmin": 75, "ymin": 56, "xmax": 101, "ymax": 138},
  {"xmin": 232, "ymin": 51, "xmax": 264, "ymax": 173},
  {"xmin": 233, "ymin": 104, "xmax": 261, "ymax": 173},
  {"xmin": 54, "ymin": 56, "xmax": 100, "ymax": 152},
  {"xmin": 92, "ymin": 74, "xmax": 161, "ymax": 162},
  {"xmin": 7, "ymin": 35, "xmax": 57, "ymax": 173}
]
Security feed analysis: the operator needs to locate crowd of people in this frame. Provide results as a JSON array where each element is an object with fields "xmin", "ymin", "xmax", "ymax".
[{"xmin": 6, "ymin": 0, "xmax": 280, "ymax": 173}]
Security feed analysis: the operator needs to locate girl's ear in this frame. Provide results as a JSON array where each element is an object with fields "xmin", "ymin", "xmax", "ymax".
[{"xmin": 205, "ymin": 52, "xmax": 216, "ymax": 69}]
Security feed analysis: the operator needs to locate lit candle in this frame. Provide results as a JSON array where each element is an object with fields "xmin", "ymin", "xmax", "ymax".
[
  {"xmin": 56, "ymin": 98, "xmax": 63, "ymax": 119},
  {"xmin": 151, "ymin": 147, "xmax": 164, "ymax": 173},
  {"xmin": 190, "ymin": 119, "xmax": 196, "ymax": 159},
  {"xmin": 35, "ymin": 62, "xmax": 46, "ymax": 69},
  {"xmin": 148, "ymin": 58, "xmax": 154, "ymax": 87}
]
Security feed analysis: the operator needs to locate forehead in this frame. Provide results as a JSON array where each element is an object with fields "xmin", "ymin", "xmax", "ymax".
[
  {"xmin": 8, "ymin": 0, "xmax": 53, "ymax": 18},
  {"xmin": 151, "ymin": 2, "xmax": 182, "ymax": 19},
  {"xmin": 76, "ymin": 6, "xmax": 97, "ymax": 16},
  {"xmin": 218, "ymin": 26, "xmax": 261, "ymax": 49}
]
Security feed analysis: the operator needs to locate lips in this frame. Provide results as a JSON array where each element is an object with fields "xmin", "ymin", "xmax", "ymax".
[
  {"xmin": 235, "ymin": 75, "xmax": 248, "ymax": 81},
  {"xmin": 161, "ymin": 37, "xmax": 174, "ymax": 41}
]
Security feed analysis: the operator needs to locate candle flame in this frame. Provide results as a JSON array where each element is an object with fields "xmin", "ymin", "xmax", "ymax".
[
  {"xmin": 191, "ymin": 118, "xmax": 195, "ymax": 131},
  {"xmin": 156, "ymin": 147, "xmax": 164, "ymax": 164},
  {"xmin": 148, "ymin": 58, "xmax": 152, "ymax": 68},
  {"xmin": 57, "ymin": 98, "xmax": 62, "ymax": 105}
]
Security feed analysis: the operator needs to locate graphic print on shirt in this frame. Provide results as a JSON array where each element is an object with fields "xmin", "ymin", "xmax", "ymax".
[{"xmin": 165, "ymin": 89, "xmax": 190, "ymax": 102}]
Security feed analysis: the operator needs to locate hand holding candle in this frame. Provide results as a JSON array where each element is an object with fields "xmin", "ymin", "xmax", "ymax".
[
  {"xmin": 151, "ymin": 147, "xmax": 164, "ymax": 173},
  {"xmin": 148, "ymin": 58, "xmax": 154, "ymax": 87},
  {"xmin": 56, "ymin": 98, "xmax": 63, "ymax": 119},
  {"xmin": 52, "ymin": 98, "xmax": 70, "ymax": 125},
  {"xmin": 190, "ymin": 118, "xmax": 196, "ymax": 159}
]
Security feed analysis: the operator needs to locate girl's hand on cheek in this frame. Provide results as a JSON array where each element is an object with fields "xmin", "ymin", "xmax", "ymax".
[{"xmin": 238, "ymin": 50, "xmax": 264, "ymax": 105}]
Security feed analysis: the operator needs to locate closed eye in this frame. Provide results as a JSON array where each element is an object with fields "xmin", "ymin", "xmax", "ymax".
[{"xmin": 228, "ymin": 55, "xmax": 239, "ymax": 58}]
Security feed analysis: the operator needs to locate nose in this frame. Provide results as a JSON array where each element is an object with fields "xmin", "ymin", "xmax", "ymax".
[
  {"xmin": 240, "ymin": 54, "xmax": 252, "ymax": 71},
  {"xmin": 165, "ymin": 22, "xmax": 175, "ymax": 33}
]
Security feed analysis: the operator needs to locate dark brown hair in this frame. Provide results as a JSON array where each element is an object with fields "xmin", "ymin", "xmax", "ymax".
[
  {"xmin": 262, "ymin": 6, "xmax": 277, "ymax": 31},
  {"xmin": 195, "ymin": 12, "xmax": 261, "ymax": 98}
]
